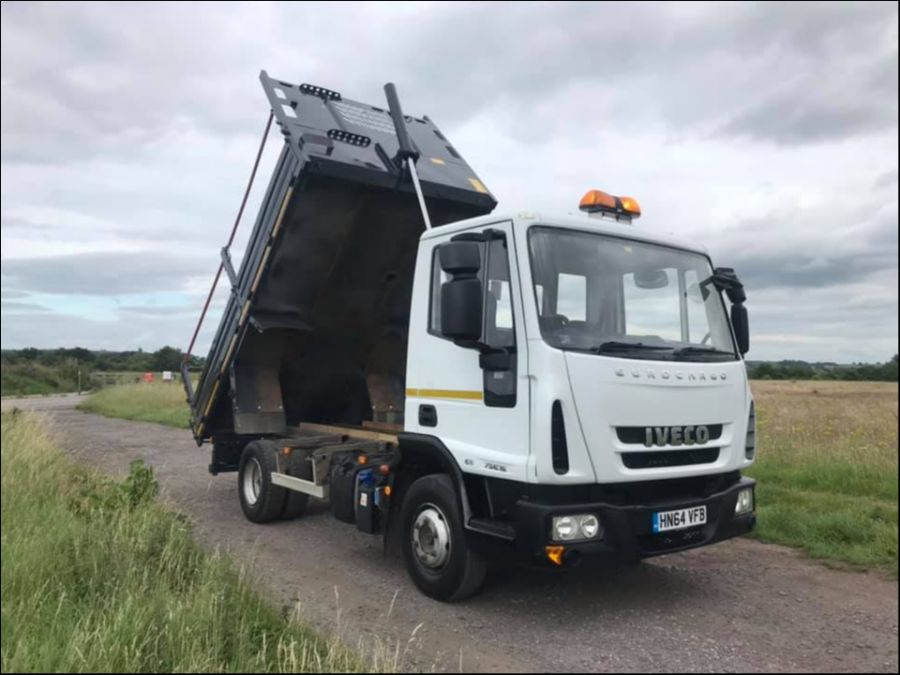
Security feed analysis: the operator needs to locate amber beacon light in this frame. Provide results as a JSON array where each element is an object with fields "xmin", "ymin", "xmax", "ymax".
[{"xmin": 579, "ymin": 189, "xmax": 641, "ymax": 221}]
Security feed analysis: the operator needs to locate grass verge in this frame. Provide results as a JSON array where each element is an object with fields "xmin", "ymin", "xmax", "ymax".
[
  {"xmin": 78, "ymin": 382, "xmax": 190, "ymax": 428},
  {"xmin": 0, "ymin": 409, "xmax": 367, "ymax": 672}
]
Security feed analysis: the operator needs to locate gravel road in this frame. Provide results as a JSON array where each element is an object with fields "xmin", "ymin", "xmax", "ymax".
[{"xmin": 3, "ymin": 394, "xmax": 897, "ymax": 673}]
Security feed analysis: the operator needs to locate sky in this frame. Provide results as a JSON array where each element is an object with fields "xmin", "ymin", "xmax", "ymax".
[{"xmin": 1, "ymin": 1, "xmax": 897, "ymax": 363}]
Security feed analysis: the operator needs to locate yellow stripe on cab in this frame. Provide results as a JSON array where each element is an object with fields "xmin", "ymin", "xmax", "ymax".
[{"xmin": 406, "ymin": 388, "xmax": 484, "ymax": 401}]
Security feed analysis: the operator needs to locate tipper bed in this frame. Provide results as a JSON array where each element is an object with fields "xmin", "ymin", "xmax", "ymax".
[{"xmin": 185, "ymin": 71, "xmax": 496, "ymax": 446}]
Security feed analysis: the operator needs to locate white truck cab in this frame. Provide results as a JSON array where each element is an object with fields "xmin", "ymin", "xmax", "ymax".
[
  {"xmin": 397, "ymin": 200, "xmax": 756, "ymax": 593},
  {"xmin": 407, "ymin": 208, "xmax": 755, "ymax": 485},
  {"xmin": 186, "ymin": 75, "xmax": 756, "ymax": 601}
]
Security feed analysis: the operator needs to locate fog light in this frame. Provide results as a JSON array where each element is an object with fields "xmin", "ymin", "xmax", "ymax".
[
  {"xmin": 579, "ymin": 514, "xmax": 602, "ymax": 539},
  {"xmin": 735, "ymin": 488, "xmax": 754, "ymax": 515},
  {"xmin": 552, "ymin": 516, "xmax": 579, "ymax": 541}
]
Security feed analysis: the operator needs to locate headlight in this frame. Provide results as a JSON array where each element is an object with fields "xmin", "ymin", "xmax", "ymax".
[
  {"xmin": 552, "ymin": 514, "xmax": 603, "ymax": 542},
  {"xmin": 735, "ymin": 488, "xmax": 754, "ymax": 515},
  {"xmin": 579, "ymin": 514, "xmax": 601, "ymax": 539},
  {"xmin": 552, "ymin": 516, "xmax": 579, "ymax": 541}
]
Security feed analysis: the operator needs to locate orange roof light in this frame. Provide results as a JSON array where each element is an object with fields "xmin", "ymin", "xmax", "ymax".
[
  {"xmin": 579, "ymin": 189, "xmax": 616, "ymax": 211},
  {"xmin": 619, "ymin": 196, "xmax": 641, "ymax": 216},
  {"xmin": 579, "ymin": 189, "xmax": 641, "ymax": 220}
]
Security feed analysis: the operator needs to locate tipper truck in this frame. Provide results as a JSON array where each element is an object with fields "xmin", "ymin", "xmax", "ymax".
[{"xmin": 183, "ymin": 71, "xmax": 757, "ymax": 601}]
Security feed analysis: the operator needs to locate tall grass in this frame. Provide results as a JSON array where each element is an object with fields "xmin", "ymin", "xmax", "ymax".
[
  {"xmin": 0, "ymin": 410, "xmax": 369, "ymax": 672},
  {"xmin": 747, "ymin": 380, "xmax": 898, "ymax": 575},
  {"xmin": 78, "ymin": 382, "xmax": 190, "ymax": 428}
]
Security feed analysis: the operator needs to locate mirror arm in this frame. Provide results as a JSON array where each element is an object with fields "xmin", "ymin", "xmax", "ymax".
[{"xmin": 478, "ymin": 346, "xmax": 514, "ymax": 372}]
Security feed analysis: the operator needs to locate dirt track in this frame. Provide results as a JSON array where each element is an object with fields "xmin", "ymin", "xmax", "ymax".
[{"xmin": 3, "ymin": 394, "xmax": 897, "ymax": 673}]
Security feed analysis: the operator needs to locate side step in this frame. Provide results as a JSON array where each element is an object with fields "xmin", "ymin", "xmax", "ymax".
[{"xmin": 468, "ymin": 517, "xmax": 516, "ymax": 541}]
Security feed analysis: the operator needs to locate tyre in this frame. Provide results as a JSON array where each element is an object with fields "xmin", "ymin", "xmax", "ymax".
[
  {"xmin": 401, "ymin": 473, "xmax": 487, "ymax": 602},
  {"xmin": 280, "ymin": 450, "xmax": 312, "ymax": 520},
  {"xmin": 238, "ymin": 440, "xmax": 286, "ymax": 523}
]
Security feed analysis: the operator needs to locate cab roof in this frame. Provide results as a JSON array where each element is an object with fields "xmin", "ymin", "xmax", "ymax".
[{"xmin": 420, "ymin": 210, "xmax": 712, "ymax": 257}]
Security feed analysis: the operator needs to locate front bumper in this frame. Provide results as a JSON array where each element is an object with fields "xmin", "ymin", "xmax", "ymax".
[{"xmin": 512, "ymin": 476, "xmax": 756, "ymax": 566}]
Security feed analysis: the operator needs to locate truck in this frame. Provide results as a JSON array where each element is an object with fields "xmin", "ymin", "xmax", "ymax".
[{"xmin": 182, "ymin": 71, "xmax": 757, "ymax": 601}]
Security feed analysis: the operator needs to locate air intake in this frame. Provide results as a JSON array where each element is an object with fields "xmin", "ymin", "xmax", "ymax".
[
  {"xmin": 551, "ymin": 401, "xmax": 569, "ymax": 475},
  {"xmin": 746, "ymin": 402, "xmax": 757, "ymax": 460}
]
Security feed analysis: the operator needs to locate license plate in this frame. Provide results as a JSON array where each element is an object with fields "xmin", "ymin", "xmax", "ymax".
[{"xmin": 652, "ymin": 505, "xmax": 707, "ymax": 533}]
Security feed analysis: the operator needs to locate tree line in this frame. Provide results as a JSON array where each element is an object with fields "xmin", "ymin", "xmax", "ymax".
[
  {"xmin": 2, "ymin": 346, "xmax": 205, "ymax": 373},
  {"xmin": 747, "ymin": 355, "xmax": 898, "ymax": 382}
]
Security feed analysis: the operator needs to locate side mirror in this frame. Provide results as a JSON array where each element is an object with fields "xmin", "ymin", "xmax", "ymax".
[
  {"xmin": 438, "ymin": 241, "xmax": 483, "ymax": 343},
  {"xmin": 731, "ymin": 303, "xmax": 750, "ymax": 356},
  {"xmin": 441, "ymin": 278, "xmax": 483, "ymax": 341},
  {"xmin": 439, "ymin": 241, "xmax": 480, "ymax": 275}
]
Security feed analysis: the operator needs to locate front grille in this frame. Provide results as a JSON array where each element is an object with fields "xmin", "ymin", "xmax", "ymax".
[
  {"xmin": 617, "ymin": 424, "xmax": 723, "ymax": 445},
  {"xmin": 622, "ymin": 447, "xmax": 719, "ymax": 469}
]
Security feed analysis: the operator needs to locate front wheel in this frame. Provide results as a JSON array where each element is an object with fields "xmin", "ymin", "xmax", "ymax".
[{"xmin": 401, "ymin": 474, "xmax": 487, "ymax": 602}]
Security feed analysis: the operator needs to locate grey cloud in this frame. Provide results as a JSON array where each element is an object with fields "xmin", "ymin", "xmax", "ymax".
[
  {"xmin": 0, "ymin": 308, "xmax": 219, "ymax": 352},
  {"xmin": 393, "ymin": 1, "xmax": 898, "ymax": 145},
  {"xmin": 707, "ymin": 190, "xmax": 898, "ymax": 291},
  {"xmin": 1, "ymin": 300, "xmax": 49, "ymax": 313},
  {"xmin": 746, "ymin": 276, "xmax": 898, "ymax": 354},
  {"xmin": 1, "ymin": 2, "xmax": 264, "ymax": 164},
  {"xmin": 3, "ymin": 1, "xmax": 898, "ymax": 170},
  {"xmin": 1, "ymin": 289, "xmax": 28, "ymax": 299},
  {"xmin": 1, "ymin": 251, "xmax": 199, "ymax": 295},
  {"xmin": 874, "ymin": 169, "xmax": 899, "ymax": 190},
  {"xmin": 1, "ymin": 216, "xmax": 56, "ymax": 232},
  {"xmin": 719, "ymin": 50, "xmax": 898, "ymax": 144},
  {"xmin": 118, "ymin": 305, "xmax": 200, "ymax": 317}
]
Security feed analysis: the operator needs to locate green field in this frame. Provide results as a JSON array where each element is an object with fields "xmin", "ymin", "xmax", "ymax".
[
  {"xmin": 0, "ymin": 410, "xmax": 369, "ymax": 673},
  {"xmin": 746, "ymin": 380, "xmax": 898, "ymax": 575},
  {"xmin": 78, "ymin": 382, "xmax": 191, "ymax": 428},
  {"xmin": 78, "ymin": 379, "xmax": 899, "ymax": 575}
]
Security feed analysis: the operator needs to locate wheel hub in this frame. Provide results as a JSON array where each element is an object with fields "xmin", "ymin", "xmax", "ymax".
[
  {"xmin": 243, "ymin": 457, "xmax": 262, "ymax": 505},
  {"xmin": 412, "ymin": 504, "xmax": 451, "ymax": 570}
]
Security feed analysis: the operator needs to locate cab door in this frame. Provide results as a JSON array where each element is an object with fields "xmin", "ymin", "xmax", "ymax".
[{"xmin": 405, "ymin": 221, "xmax": 531, "ymax": 483}]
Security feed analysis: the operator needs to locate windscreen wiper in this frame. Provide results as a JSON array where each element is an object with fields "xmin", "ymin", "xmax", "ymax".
[
  {"xmin": 672, "ymin": 345, "xmax": 736, "ymax": 359},
  {"xmin": 591, "ymin": 341, "xmax": 673, "ymax": 354}
]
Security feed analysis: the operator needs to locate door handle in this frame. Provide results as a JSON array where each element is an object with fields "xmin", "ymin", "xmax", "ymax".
[{"xmin": 419, "ymin": 404, "xmax": 437, "ymax": 427}]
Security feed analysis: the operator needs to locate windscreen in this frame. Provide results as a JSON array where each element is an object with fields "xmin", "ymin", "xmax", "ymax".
[{"xmin": 527, "ymin": 227, "xmax": 737, "ymax": 362}]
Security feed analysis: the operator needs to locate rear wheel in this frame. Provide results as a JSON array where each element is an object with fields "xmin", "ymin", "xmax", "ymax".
[
  {"xmin": 238, "ymin": 440, "xmax": 286, "ymax": 523},
  {"xmin": 401, "ymin": 474, "xmax": 487, "ymax": 602}
]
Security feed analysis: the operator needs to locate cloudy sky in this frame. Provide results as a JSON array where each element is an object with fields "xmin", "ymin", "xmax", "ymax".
[{"xmin": 2, "ymin": 1, "xmax": 897, "ymax": 362}]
